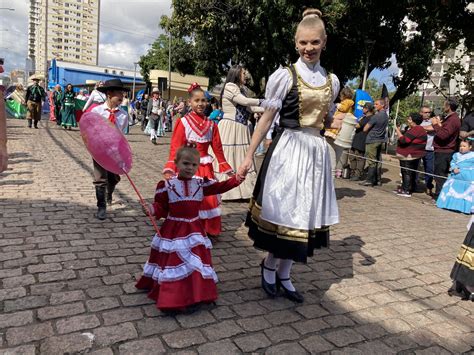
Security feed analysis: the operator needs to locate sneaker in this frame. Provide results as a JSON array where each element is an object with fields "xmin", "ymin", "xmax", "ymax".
[
  {"xmin": 393, "ymin": 187, "xmax": 402, "ymax": 194},
  {"xmin": 397, "ymin": 190, "xmax": 412, "ymax": 198}
]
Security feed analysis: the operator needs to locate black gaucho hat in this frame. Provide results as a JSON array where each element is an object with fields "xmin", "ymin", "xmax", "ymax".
[{"xmin": 97, "ymin": 79, "xmax": 130, "ymax": 93}]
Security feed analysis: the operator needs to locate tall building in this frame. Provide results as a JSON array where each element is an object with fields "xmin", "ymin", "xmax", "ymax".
[{"xmin": 28, "ymin": 0, "xmax": 100, "ymax": 76}]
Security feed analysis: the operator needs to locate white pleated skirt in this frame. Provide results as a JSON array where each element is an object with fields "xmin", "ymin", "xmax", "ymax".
[{"xmin": 260, "ymin": 127, "xmax": 339, "ymax": 230}]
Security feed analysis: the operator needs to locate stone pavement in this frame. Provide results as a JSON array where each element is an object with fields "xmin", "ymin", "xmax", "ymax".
[{"xmin": 0, "ymin": 118, "xmax": 472, "ymax": 354}]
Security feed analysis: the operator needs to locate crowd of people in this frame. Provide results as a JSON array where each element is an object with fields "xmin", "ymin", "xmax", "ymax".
[{"xmin": 1, "ymin": 7, "xmax": 472, "ymax": 311}]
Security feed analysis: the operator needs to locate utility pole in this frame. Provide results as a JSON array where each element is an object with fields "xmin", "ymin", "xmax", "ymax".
[
  {"xmin": 132, "ymin": 62, "xmax": 138, "ymax": 100},
  {"xmin": 44, "ymin": 0, "xmax": 48, "ymax": 88},
  {"xmin": 361, "ymin": 40, "xmax": 375, "ymax": 91},
  {"xmin": 168, "ymin": 31, "xmax": 171, "ymax": 101}
]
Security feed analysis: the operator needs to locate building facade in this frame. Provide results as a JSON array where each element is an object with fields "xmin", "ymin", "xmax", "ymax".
[{"xmin": 28, "ymin": 0, "xmax": 100, "ymax": 76}]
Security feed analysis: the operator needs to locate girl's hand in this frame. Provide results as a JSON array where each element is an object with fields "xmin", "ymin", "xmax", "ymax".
[
  {"xmin": 237, "ymin": 157, "xmax": 252, "ymax": 177},
  {"xmin": 236, "ymin": 173, "xmax": 246, "ymax": 183},
  {"xmin": 453, "ymin": 168, "xmax": 460, "ymax": 174},
  {"xmin": 163, "ymin": 171, "xmax": 174, "ymax": 180}
]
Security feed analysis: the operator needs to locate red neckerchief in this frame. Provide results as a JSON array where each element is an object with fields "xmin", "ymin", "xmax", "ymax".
[
  {"xmin": 184, "ymin": 111, "xmax": 212, "ymax": 137},
  {"xmin": 106, "ymin": 108, "xmax": 118, "ymax": 124}
]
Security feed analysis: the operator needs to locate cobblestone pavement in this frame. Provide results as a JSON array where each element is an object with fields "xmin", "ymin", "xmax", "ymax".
[{"xmin": 1, "ymin": 118, "xmax": 472, "ymax": 354}]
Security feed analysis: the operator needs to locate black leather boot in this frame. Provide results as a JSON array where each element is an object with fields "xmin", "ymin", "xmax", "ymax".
[
  {"xmin": 27, "ymin": 119, "xmax": 32, "ymax": 128},
  {"xmin": 359, "ymin": 167, "xmax": 377, "ymax": 187},
  {"xmin": 34, "ymin": 120, "xmax": 39, "ymax": 129},
  {"xmin": 106, "ymin": 184, "xmax": 115, "ymax": 206},
  {"xmin": 95, "ymin": 186, "xmax": 107, "ymax": 220}
]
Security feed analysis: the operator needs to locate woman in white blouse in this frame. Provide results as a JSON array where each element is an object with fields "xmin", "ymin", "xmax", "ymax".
[
  {"xmin": 213, "ymin": 65, "xmax": 263, "ymax": 200},
  {"xmin": 238, "ymin": 8, "xmax": 340, "ymax": 303},
  {"xmin": 83, "ymin": 81, "xmax": 106, "ymax": 112}
]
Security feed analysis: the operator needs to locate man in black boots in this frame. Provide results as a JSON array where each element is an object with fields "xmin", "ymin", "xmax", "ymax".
[
  {"xmin": 25, "ymin": 75, "xmax": 46, "ymax": 129},
  {"xmin": 90, "ymin": 79, "xmax": 130, "ymax": 220}
]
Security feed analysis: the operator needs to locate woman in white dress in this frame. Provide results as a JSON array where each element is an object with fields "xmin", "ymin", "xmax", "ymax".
[
  {"xmin": 214, "ymin": 65, "xmax": 263, "ymax": 200},
  {"xmin": 83, "ymin": 81, "xmax": 106, "ymax": 112},
  {"xmin": 238, "ymin": 8, "xmax": 340, "ymax": 303}
]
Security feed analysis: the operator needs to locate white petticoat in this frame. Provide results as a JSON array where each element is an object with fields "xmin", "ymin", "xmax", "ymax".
[{"xmin": 261, "ymin": 127, "xmax": 339, "ymax": 230}]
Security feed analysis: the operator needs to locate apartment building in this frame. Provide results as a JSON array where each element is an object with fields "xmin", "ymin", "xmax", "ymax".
[{"xmin": 28, "ymin": 0, "xmax": 100, "ymax": 76}]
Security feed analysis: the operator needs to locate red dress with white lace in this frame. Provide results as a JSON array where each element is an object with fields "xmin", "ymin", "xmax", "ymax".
[
  {"xmin": 135, "ymin": 175, "xmax": 241, "ymax": 310},
  {"xmin": 163, "ymin": 111, "xmax": 233, "ymax": 236}
]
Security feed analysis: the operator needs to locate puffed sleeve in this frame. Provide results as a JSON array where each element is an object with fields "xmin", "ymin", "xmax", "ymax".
[
  {"xmin": 151, "ymin": 180, "xmax": 169, "ymax": 219},
  {"xmin": 263, "ymin": 67, "xmax": 292, "ymax": 139},
  {"xmin": 211, "ymin": 122, "xmax": 233, "ymax": 173},
  {"xmin": 163, "ymin": 118, "xmax": 186, "ymax": 174},
  {"xmin": 224, "ymin": 83, "xmax": 260, "ymax": 107}
]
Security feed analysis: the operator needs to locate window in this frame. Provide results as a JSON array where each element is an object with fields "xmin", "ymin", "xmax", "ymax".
[
  {"xmin": 112, "ymin": 70, "xmax": 116, "ymax": 74},
  {"xmin": 120, "ymin": 71, "xmax": 124, "ymax": 76},
  {"xmin": 104, "ymin": 69, "xmax": 108, "ymax": 73},
  {"xmin": 76, "ymin": 55, "xmax": 80, "ymax": 59}
]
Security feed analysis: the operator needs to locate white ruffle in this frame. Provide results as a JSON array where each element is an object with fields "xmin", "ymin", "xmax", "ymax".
[
  {"xmin": 151, "ymin": 233, "xmax": 212, "ymax": 253},
  {"xmin": 143, "ymin": 252, "xmax": 218, "ymax": 284},
  {"xmin": 199, "ymin": 207, "xmax": 221, "ymax": 219},
  {"xmin": 200, "ymin": 155, "xmax": 214, "ymax": 165}
]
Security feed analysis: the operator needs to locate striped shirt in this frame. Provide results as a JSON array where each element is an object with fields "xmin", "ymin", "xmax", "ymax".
[{"xmin": 396, "ymin": 125, "xmax": 428, "ymax": 159}]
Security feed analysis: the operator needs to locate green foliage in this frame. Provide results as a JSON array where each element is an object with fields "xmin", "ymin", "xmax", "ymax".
[
  {"xmin": 147, "ymin": 0, "xmax": 473, "ymax": 101},
  {"xmin": 395, "ymin": 95, "xmax": 422, "ymax": 124}
]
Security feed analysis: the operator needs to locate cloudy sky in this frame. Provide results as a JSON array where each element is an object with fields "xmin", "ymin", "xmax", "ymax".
[{"xmin": 0, "ymin": 0, "xmax": 172, "ymax": 73}]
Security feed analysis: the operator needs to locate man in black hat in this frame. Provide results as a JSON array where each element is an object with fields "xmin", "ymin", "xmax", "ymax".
[
  {"xmin": 25, "ymin": 76, "xmax": 46, "ymax": 129},
  {"xmin": 90, "ymin": 79, "xmax": 130, "ymax": 220}
]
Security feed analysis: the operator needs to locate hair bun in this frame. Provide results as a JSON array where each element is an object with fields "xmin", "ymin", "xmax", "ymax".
[
  {"xmin": 185, "ymin": 140, "xmax": 197, "ymax": 148},
  {"xmin": 302, "ymin": 8, "xmax": 322, "ymax": 19},
  {"xmin": 187, "ymin": 82, "xmax": 201, "ymax": 93}
]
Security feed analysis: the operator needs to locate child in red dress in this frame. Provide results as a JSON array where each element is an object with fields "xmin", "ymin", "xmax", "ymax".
[
  {"xmin": 136, "ymin": 145, "xmax": 244, "ymax": 311},
  {"xmin": 163, "ymin": 83, "xmax": 233, "ymax": 236}
]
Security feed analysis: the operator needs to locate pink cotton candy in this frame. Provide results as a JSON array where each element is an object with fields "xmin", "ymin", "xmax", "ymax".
[{"xmin": 79, "ymin": 112, "xmax": 132, "ymax": 175}]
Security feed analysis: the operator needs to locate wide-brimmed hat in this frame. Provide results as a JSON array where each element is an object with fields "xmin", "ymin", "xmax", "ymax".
[
  {"xmin": 97, "ymin": 79, "xmax": 130, "ymax": 93},
  {"xmin": 151, "ymin": 87, "xmax": 160, "ymax": 94},
  {"xmin": 29, "ymin": 74, "xmax": 44, "ymax": 81}
]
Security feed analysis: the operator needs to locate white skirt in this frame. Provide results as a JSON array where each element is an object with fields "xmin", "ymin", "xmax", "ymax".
[{"xmin": 261, "ymin": 127, "xmax": 339, "ymax": 230}]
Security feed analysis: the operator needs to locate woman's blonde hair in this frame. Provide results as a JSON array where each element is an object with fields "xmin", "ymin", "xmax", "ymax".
[{"xmin": 296, "ymin": 8, "xmax": 326, "ymax": 38}]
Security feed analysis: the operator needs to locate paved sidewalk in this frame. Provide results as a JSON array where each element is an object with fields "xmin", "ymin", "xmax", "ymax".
[{"xmin": 0, "ymin": 118, "xmax": 472, "ymax": 354}]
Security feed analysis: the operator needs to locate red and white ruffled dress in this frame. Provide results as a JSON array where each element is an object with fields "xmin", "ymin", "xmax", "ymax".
[
  {"xmin": 136, "ymin": 175, "xmax": 240, "ymax": 310},
  {"xmin": 163, "ymin": 111, "xmax": 233, "ymax": 236}
]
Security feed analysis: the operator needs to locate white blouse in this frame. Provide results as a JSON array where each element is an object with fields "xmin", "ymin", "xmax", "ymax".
[
  {"xmin": 264, "ymin": 58, "xmax": 340, "ymax": 138},
  {"xmin": 83, "ymin": 90, "xmax": 107, "ymax": 111}
]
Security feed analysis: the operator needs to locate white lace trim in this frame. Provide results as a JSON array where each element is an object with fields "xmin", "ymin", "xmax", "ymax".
[
  {"xmin": 200, "ymin": 155, "xmax": 214, "ymax": 165},
  {"xmin": 167, "ymin": 215, "xmax": 200, "ymax": 223},
  {"xmin": 143, "ymin": 251, "xmax": 218, "ymax": 284},
  {"xmin": 151, "ymin": 232, "xmax": 212, "ymax": 253},
  {"xmin": 199, "ymin": 207, "xmax": 221, "ymax": 219}
]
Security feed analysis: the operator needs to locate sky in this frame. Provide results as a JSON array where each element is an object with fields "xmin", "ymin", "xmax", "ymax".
[
  {"xmin": 0, "ymin": 0, "xmax": 398, "ymax": 90},
  {"xmin": 0, "ymin": 0, "xmax": 172, "ymax": 72}
]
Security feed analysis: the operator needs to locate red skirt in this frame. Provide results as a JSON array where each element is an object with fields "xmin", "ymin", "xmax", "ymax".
[{"xmin": 135, "ymin": 221, "xmax": 218, "ymax": 310}]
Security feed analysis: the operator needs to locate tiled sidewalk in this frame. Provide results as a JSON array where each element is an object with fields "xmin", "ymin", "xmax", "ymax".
[{"xmin": 0, "ymin": 118, "xmax": 471, "ymax": 354}]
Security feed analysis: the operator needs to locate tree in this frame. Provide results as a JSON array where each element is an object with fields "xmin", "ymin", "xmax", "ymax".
[
  {"xmin": 138, "ymin": 34, "xmax": 199, "ymax": 84},
  {"xmin": 159, "ymin": 0, "xmax": 473, "ymax": 100}
]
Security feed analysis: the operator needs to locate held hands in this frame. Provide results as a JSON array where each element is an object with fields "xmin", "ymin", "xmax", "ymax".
[
  {"xmin": 237, "ymin": 157, "xmax": 252, "ymax": 179},
  {"xmin": 453, "ymin": 168, "xmax": 460, "ymax": 174}
]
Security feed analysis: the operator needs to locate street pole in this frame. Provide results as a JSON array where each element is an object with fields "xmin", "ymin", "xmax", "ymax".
[
  {"xmin": 44, "ymin": 0, "xmax": 48, "ymax": 89},
  {"xmin": 361, "ymin": 40, "xmax": 374, "ymax": 92},
  {"xmin": 132, "ymin": 62, "xmax": 137, "ymax": 100},
  {"xmin": 168, "ymin": 31, "xmax": 171, "ymax": 101}
]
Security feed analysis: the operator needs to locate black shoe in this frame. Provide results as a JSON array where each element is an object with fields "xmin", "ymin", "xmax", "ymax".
[
  {"xmin": 151, "ymin": 138, "xmax": 157, "ymax": 145},
  {"xmin": 350, "ymin": 176, "xmax": 361, "ymax": 181},
  {"xmin": 276, "ymin": 274, "xmax": 304, "ymax": 303},
  {"xmin": 96, "ymin": 207, "xmax": 107, "ymax": 220},
  {"xmin": 260, "ymin": 259, "xmax": 277, "ymax": 298},
  {"xmin": 359, "ymin": 180, "xmax": 375, "ymax": 187}
]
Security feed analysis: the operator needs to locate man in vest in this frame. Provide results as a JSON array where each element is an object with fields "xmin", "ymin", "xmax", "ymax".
[{"xmin": 25, "ymin": 75, "xmax": 46, "ymax": 129}]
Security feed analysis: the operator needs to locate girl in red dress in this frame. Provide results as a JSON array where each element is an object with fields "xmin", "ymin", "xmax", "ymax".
[
  {"xmin": 136, "ymin": 145, "xmax": 244, "ymax": 310},
  {"xmin": 163, "ymin": 83, "xmax": 233, "ymax": 236}
]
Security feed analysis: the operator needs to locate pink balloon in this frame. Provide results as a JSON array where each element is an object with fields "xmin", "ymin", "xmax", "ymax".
[{"xmin": 79, "ymin": 112, "xmax": 132, "ymax": 175}]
